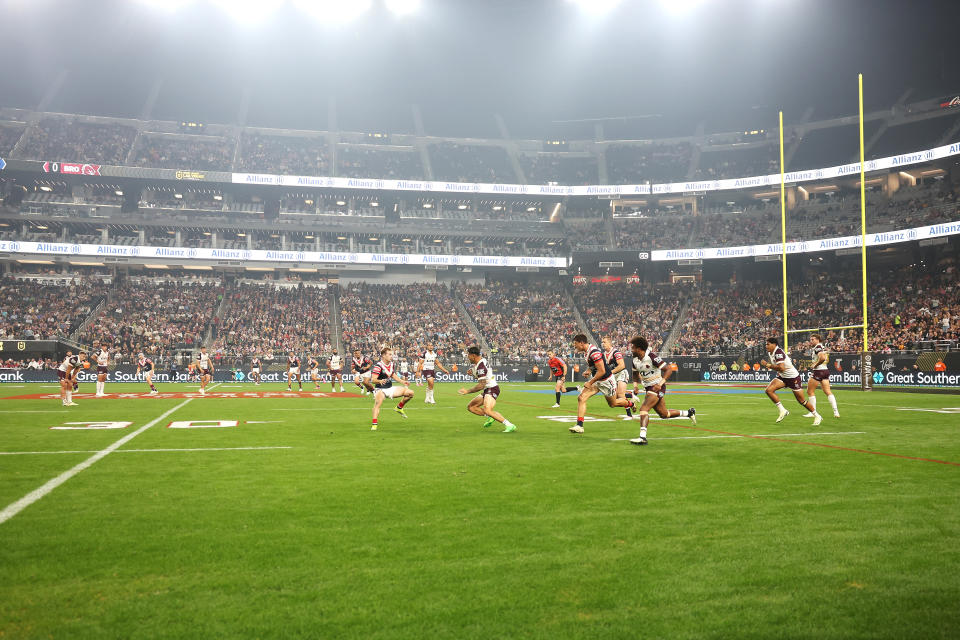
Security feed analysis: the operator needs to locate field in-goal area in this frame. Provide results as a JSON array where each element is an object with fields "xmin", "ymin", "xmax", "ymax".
[{"xmin": 1, "ymin": 381, "xmax": 958, "ymax": 639}]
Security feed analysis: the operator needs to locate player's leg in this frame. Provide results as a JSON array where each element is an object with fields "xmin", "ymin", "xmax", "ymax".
[
  {"xmin": 371, "ymin": 390, "xmax": 385, "ymax": 430},
  {"xmin": 146, "ymin": 371, "xmax": 157, "ymax": 394},
  {"xmin": 571, "ymin": 386, "xmax": 598, "ymax": 433},
  {"xmin": 482, "ymin": 395, "xmax": 516, "ymax": 432},
  {"xmin": 467, "ymin": 394, "xmax": 485, "ymax": 417},
  {"xmin": 822, "ymin": 379, "xmax": 839, "ymax": 416},
  {"xmin": 804, "ymin": 377, "xmax": 818, "ymax": 417},
  {"xmin": 792, "ymin": 388, "xmax": 821, "ymax": 424},
  {"xmin": 630, "ymin": 391, "xmax": 660, "ymax": 445},
  {"xmin": 394, "ymin": 386, "xmax": 413, "ymax": 417},
  {"xmin": 765, "ymin": 378, "xmax": 790, "ymax": 422},
  {"xmin": 426, "ymin": 374, "xmax": 435, "ymax": 403},
  {"xmin": 553, "ymin": 377, "xmax": 564, "ymax": 407},
  {"xmin": 60, "ymin": 376, "xmax": 69, "ymax": 406}
]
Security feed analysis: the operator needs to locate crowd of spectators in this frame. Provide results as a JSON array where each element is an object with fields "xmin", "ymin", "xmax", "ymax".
[
  {"xmin": 212, "ymin": 283, "xmax": 331, "ymax": 358},
  {"xmin": 0, "ymin": 123, "xmax": 25, "ymax": 156},
  {"xmin": 339, "ymin": 283, "xmax": 473, "ymax": 361},
  {"xmin": 16, "ymin": 119, "xmax": 136, "ymax": 165},
  {"xmin": 239, "ymin": 133, "xmax": 329, "ymax": 175},
  {"xmin": 132, "ymin": 134, "xmax": 235, "ymax": 171},
  {"xmin": 605, "ymin": 143, "xmax": 692, "ymax": 184},
  {"xmin": 0, "ymin": 277, "xmax": 110, "ymax": 340},
  {"xmin": 79, "ymin": 281, "xmax": 220, "ymax": 355},
  {"xmin": 337, "ymin": 146, "xmax": 424, "ymax": 180},
  {"xmin": 695, "ymin": 144, "xmax": 780, "ymax": 181},
  {"xmin": 457, "ymin": 280, "xmax": 579, "ymax": 359},
  {"xmin": 428, "ymin": 143, "xmax": 516, "ymax": 183},
  {"xmin": 520, "ymin": 154, "xmax": 599, "ymax": 185},
  {"xmin": 670, "ymin": 282, "xmax": 783, "ymax": 356},
  {"xmin": 571, "ymin": 281, "xmax": 689, "ymax": 350}
]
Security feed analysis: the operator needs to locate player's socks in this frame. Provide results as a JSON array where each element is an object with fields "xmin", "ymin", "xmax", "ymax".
[
  {"xmin": 66, "ymin": 391, "xmax": 72, "ymax": 403},
  {"xmin": 828, "ymin": 394, "xmax": 839, "ymax": 415},
  {"xmin": 555, "ymin": 391, "xmax": 562, "ymax": 404},
  {"xmin": 677, "ymin": 409, "xmax": 688, "ymax": 417},
  {"xmin": 809, "ymin": 396, "xmax": 817, "ymax": 411},
  {"xmin": 397, "ymin": 398, "xmax": 408, "ymax": 409},
  {"xmin": 564, "ymin": 386, "xmax": 578, "ymax": 394},
  {"xmin": 371, "ymin": 418, "xmax": 378, "ymax": 431},
  {"xmin": 150, "ymin": 383, "xmax": 156, "ymax": 392},
  {"xmin": 502, "ymin": 420, "xmax": 516, "ymax": 433},
  {"xmin": 569, "ymin": 417, "xmax": 585, "ymax": 433}
]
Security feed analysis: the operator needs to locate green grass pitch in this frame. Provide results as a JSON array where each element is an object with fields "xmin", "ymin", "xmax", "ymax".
[{"xmin": 1, "ymin": 381, "xmax": 958, "ymax": 639}]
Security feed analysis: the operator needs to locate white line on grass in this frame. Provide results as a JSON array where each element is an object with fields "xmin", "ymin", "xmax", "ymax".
[
  {"xmin": 274, "ymin": 406, "xmax": 458, "ymax": 411},
  {"xmin": 0, "ymin": 446, "xmax": 293, "ymax": 456},
  {"xmin": 0, "ymin": 383, "xmax": 220, "ymax": 525},
  {"xmin": 0, "ymin": 410, "xmax": 70, "ymax": 413},
  {"xmin": 608, "ymin": 431, "xmax": 865, "ymax": 442}
]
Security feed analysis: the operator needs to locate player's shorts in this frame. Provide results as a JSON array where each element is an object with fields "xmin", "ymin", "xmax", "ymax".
[
  {"xmin": 812, "ymin": 369, "xmax": 830, "ymax": 382},
  {"xmin": 251, "ymin": 367, "xmax": 260, "ymax": 374},
  {"xmin": 777, "ymin": 375, "xmax": 802, "ymax": 390},
  {"xmin": 143, "ymin": 367, "xmax": 154, "ymax": 374},
  {"xmin": 615, "ymin": 369, "xmax": 630, "ymax": 384},
  {"xmin": 645, "ymin": 382, "xmax": 667, "ymax": 400},
  {"xmin": 480, "ymin": 385, "xmax": 501, "ymax": 400},
  {"xmin": 288, "ymin": 367, "xmax": 300, "ymax": 375},
  {"xmin": 97, "ymin": 365, "xmax": 108, "ymax": 375},
  {"xmin": 57, "ymin": 370, "xmax": 67, "ymax": 380},
  {"xmin": 597, "ymin": 376, "xmax": 617, "ymax": 398},
  {"xmin": 423, "ymin": 368, "xmax": 436, "ymax": 379},
  {"xmin": 200, "ymin": 367, "xmax": 210, "ymax": 376},
  {"xmin": 553, "ymin": 373, "xmax": 564, "ymax": 381},
  {"xmin": 329, "ymin": 369, "xmax": 340, "ymax": 376},
  {"xmin": 375, "ymin": 385, "xmax": 402, "ymax": 399},
  {"xmin": 360, "ymin": 370, "xmax": 372, "ymax": 380},
  {"xmin": 310, "ymin": 367, "xmax": 319, "ymax": 374}
]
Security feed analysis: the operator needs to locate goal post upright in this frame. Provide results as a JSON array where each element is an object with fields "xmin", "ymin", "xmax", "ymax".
[
  {"xmin": 858, "ymin": 73, "xmax": 872, "ymax": 390},
  {"xmin": 779, "ymin": 110, "xmax": 789, "ymax": 352}
]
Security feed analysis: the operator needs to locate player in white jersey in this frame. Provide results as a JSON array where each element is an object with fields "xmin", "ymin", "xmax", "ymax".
[
  {"xmin": 628, "ymin": 336, "xmax": 695, "ymax": 446},
  {"xmin": 804, "ymin": 334, "xmax": 840, "ymax": 418},
  {"xmin": 459, "ymin": 346, "xmax": 516, "ymax": 432},
  {"xmin": 369, "ymin": 347, "xmax": 415, "ymax": 430},
  {"xmin": 136, "ymin": 352, "xmax": 159, "ymax": 395},
  {"xmin": 760, "ymin": 337, "xmax": 821, "ymax": 425},
  {"xmin": 196, "ymin": 346, "xmax": 213, "ymax": 396},
  {"xmin": 399, "ymin": 358, "xmax": 410, "ymax": 383},
  {"xmin": 328, "ymin": 352, "xmax": 344, "ymax": 392},
  {"xmin": 418, "ymin": 343, "xmax": 450, "ymax": 404},
  {"xmin": 92, "ymin": 341, "xmax": 110, "ymax": 397},
  {"xmin": 57, "ymin": 351, "xmax": 86, "ymax": 406}
]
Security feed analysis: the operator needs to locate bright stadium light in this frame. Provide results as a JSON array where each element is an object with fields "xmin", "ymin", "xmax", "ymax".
[
  {"xmin": 385, "ymin": 0, "xmax": 420, "ymax": 16},
  {"xmin": 213, "ymin": 0, "xmax": 284, "ymax": 24},
  {"xmin": 567, "ymin": 0, "xmax": 621, "ymax": 14},
  {"xmin": 293, "ymin": 0, "xmax": 373, "ymax": 22}
]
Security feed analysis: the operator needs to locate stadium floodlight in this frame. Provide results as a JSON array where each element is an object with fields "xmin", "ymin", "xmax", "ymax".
[
  {"xmin": 213, "ymin": 0, "xmax": 285, "ymax": 24},
  {"xmin": 293, "ymin": 0, "xmax": 373, "ymax": 22},
  {"xmin": 385, "ymin": 0, "xmax": 421, "ymax": 16},
  {"xmin": 567, "ymin": 0, "xmax": 621, "ymax": 14}
]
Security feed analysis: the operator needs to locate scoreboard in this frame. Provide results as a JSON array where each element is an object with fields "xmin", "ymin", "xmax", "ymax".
[{"xmin": 0, "ymin": 340, "xmax": 58, "ymax": 355}]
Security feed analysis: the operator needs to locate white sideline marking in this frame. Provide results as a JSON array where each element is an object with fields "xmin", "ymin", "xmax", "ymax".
[
  {"xmin": 275, "ymin": 406, "xmax": 457, "ymax": 411},
  {"xmin": 0, "ymin": 398, "xmax": 193, "ymax": 524},
  {"xmin": 609, "ymin": 431, "xmax": 865, "ymax": 442},
  {"xmin": 0, "ymin": 446, "xmax": 292, "ymax": 456},
  {"xmin": 0, "ymin": 410, "xmax": 69, "ymax": 413},
  {"xmin": 0, "ymin": 382, "xmax": 219, "ymax": 525}
]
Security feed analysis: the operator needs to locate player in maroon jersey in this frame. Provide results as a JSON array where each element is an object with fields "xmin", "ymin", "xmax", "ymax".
[
  {"xmin": 458, "ymin": 346, "xmax": 517, "ymax": 432},
  {"xmin": 546, "ymin": 349, "xmax": 578, "ymax": 407},
  {"xmin": 804, "ymin": 334, "xmax": 840, "ymax": 418},
  {"xmin": 369, "ymin": 347, "xmax": 415, "ymax": 430}
]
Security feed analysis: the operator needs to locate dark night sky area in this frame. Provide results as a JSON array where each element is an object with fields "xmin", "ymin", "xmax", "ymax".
[{"xmin": 0, "ymin": 0, "xmax": 958, "ymax": 138}]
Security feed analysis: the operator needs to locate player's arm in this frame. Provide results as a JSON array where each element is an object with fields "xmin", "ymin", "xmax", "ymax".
[
  {"xmin": 586, "ymin": 356, "xmax": 606, "ymax": 387},
  {"xmin": 391, "ymin": 372, "xmax": 409, "ymax": 386},
  {"xmin": 761, "ymin": 359, "xmax": 786, "ymax": 373},
  {"xmin": 435, "ymin": 358, "xmax": 450, "ymax": 374},
  {"xmin": 458, "ymin": 377, "xmax": 486, "ymax": 395},
  {"xmin": 816, "ymin": 350, "xmax": 829, "ymax": 367},
  {"xmin": 658, "ymin": 363, "xmax": 673, "ymax": 384},
  {"xmin": 609, "ymin": 354, "xmax": 626, "ymax": 376}
]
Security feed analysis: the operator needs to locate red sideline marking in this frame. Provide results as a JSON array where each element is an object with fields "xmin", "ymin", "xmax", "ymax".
[
  {"xmin": 2, "ymin": 391, "xmax": 365, "ymax": 400},
  {"xmin": 502, "ymin": 399, "xmax": 960, "ymax": 467}
]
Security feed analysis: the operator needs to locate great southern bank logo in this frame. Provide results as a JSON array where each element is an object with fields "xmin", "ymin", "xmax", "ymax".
[
  {"xmin": 702, "ymin": 372, "xmax": 711, "ymax": 380},
  {"xmin": 872, "ymin": 371, "xmax": 884, "ymax": 384}
]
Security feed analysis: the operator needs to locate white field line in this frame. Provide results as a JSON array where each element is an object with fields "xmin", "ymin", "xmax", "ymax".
[
  {"xmin": 0, "ymin": 446, "xmax": 293, "ymax": 456},
  {"xmin": 609, "ymin": 431, "xmax": 866, "ymax": 442},
  {"xmin": 0, "ymin": 410, "xmax": 69, "ymax": 413},
  {"xmin": 274, "ymin": 406, "xmax": 458, "ymax": 411},
  {"xmin": 0, "ymin": 382, "xmax": 219, "ymax": 525}
]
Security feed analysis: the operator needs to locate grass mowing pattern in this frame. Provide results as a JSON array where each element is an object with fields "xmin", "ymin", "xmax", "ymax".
[{"xmin": 1, "ymin": 382, "xmax": 959, "ymax": 639}]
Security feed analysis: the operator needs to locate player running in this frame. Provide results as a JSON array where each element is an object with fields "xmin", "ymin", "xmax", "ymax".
[
  {"xmin": 547, "ymin": 349, "xmax": 578, "ymax": 407},
  {"xmin": 250, "ymin": 356, "xmax": 262, "ymax": 385},
  {"xmin": 328, "ymin": 351, "xmax": 344, "ymax": 392},
  {"xmin": 399, "ymin": 357, "xmax": 410, "ymax": 384},
  {"xmin": 352, "ymin": 349, "xmax": 373, "ymax": 394},
  {"xmin": 804, "ymin": 334, "xmax": 840, "ymax": 418},
  {"xmin": 628, "ymin": 335, "xmax": 695, "ymax": 446},
  {"xmin": 92, "ymin": 341, "xmax": 110, "ymax": 397},
  {"xmin": 760, "ymin": 337, "xmax": 822, "ymax": 425},
  {"xmin": 196, "ymin": 346, "xmax": 213, "ymax": 396},
  {"xmin": 57, "ymin": 351, "xmax": 86, "ymax": 406},
  {"xmin": 602, "ymin": 336, "xmax": 637, "ymax": 420},
  {"xmin": 137, "ymin": 352, "xmax": 159, "ymax": 395},
  {"xmin": 569, "ymin": 334, "xmax": 633, "ymax": 434},
  {"xmin": 459, "ymin": 346, "xmax": 517, "ymax": 433},
  {"xmin": 287, "ymin": 352, "xmax": 302, "ymax": 391},
  {"xmin": 369, "ymin": 347, "xmax": 415, "ymax": 430},
  {"xmin": 307, "ymin": 355, "xmax": 321, "ymax": 389},
  {"xmin": 419, "ymin": 343, "xmax": 451, "ymax": 404}
]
